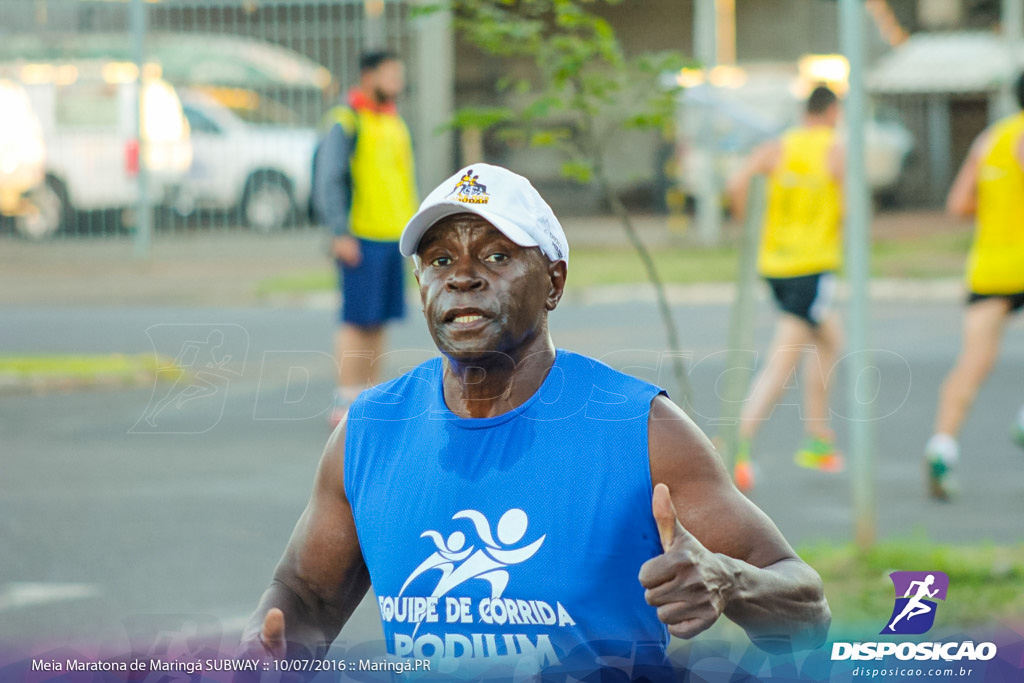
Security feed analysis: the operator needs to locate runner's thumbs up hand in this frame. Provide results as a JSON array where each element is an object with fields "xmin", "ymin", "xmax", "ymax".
[
  {"xmin": 639, "ymin": 483, "xmax": 732, "ymax": 639},
  {"xmin": 234, "ymin": 608, "xmax": 288, "ymax": 683},
  {"xmin": 259, "ymin": 608, "xmax": 288, "ymax": 660}
]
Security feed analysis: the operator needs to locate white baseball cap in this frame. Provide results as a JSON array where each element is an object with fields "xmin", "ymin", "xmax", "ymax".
[{"xmin": 400, "ymin": 163, "xmax": 569, "ymax": 264}]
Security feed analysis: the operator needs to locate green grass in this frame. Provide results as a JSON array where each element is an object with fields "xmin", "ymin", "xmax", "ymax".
[
  {"xmin": 870, "ymin": 230, "xmax": 972, "ymax": 279},
  {"xmin": 253, "ymin": 235, "xmax": 970, "ymax": 298},
  {"xmin": 800, "ymin": 538, "xmax": 1024, "ymax": 630},
  {"xmin": 567, "ymin": 246, "xmax": 740, "ymax": 287},
  {"xmin": 252, "ymin": 246, "xmax": 742, "ymax": 298},
  {"xmin": 255, "ymin": 270, "xmax": 337, "ymax": 296},
  {"xmin": 0, "ymin": 354, "xmax": 185, "ymax": 393}
]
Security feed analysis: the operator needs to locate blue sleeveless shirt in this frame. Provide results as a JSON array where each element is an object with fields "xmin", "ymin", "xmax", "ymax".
[{"xmin": 344, "ymin": 350, "xmax": 673, "ymax": 679}]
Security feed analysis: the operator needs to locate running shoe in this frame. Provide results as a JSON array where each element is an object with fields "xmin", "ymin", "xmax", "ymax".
[
  {"xmin": 732, "ymin": 438, "xmax": 755, "ymax": 493},
  {"xmin": 925, "ymin": 454, "xmax": 956, "ymax": 501},
  {"xmin": 1012, "ymin": 422, "xmax": 1024, "ymax": 450},
  {"xmin": 794, "ymin": 436, "xmax": 845, "ymax": 472}
]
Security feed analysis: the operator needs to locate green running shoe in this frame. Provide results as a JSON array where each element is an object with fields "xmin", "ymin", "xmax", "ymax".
[
  {"xmin": 925, "ymin": 454, "xmax": 956, "ymax": 502},
  {"xmin": 794, "ymin": 436, "xmax": 845, "ymax": 472},
  {"xmin": 1012, "ymin": 422, "xmax": 1024, "ymax": 450}
]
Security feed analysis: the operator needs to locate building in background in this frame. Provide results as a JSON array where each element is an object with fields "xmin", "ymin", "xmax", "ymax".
[{"xmin": 0, "ymin": 0, "xmax": 1018, "ymax": 232}]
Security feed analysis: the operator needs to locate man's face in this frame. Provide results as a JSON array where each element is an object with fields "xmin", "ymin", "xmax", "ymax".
[
  {"xmin": 413, "ymin": 214, "xmax": 565, "ymax": 363},
  {"xmin": 369, "ymin": 59, "xmax": 404, "ymax": 103}
]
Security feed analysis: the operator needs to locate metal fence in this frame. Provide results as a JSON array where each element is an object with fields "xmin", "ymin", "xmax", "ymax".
[{"xmin": 0, "ymin": 0, "xmax": 425, "ymax": 242}]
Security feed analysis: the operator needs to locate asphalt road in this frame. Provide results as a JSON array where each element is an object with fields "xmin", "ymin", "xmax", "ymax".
[{"xmin": 2, "ymin": 293, "xmax": 1024, "ymax": 661}]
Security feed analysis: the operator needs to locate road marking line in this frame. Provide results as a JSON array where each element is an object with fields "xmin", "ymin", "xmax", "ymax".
[{"xmin": 0, "ymin": 582, "xmax": 101, "ymax": 612}]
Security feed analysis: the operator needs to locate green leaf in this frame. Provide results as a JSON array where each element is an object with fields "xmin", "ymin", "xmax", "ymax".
[
  {"xmin": 448, "ymin": 106, "xmax": 516, "ymax": 131},
  {"xmin": 513, "ymin": 78, "xmax": 533, "ymax": 95},
  {"xmin": 530, "ymin": 131, "xmax": 559, "ymax": 147},
  {"xmin": 409, "ymin": 3, "xmax": 446, "ymax": 19},
  {"xmin": 623, "ymin": 112, "xmax": 665, "ymax": 130},
  {"xmin": 522, "ymin": 95, "xmax": 564, "ymax": 119},
  {"xmin": 529, "ymin": 127, "xmax": 572, "ymax": 148},
  {"xmin": 560, "ymin": 160, "xmax": 593, "ymax": 184}
]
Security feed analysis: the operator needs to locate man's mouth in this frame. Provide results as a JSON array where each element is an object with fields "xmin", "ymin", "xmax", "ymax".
[{"xmin": 444, "ymin": 308, "xmax": 490, "ymax": 325}]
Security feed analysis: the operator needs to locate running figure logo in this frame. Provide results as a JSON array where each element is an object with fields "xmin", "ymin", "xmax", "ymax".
[
  {"xmin": 446, "ymin": 169, "xmax": 491, "ymax": 205},
  {"xmin": 130, "ymin": 324, "xmax": 249, "ymax": 434},
  {"xmin": 400, "ymin": 508, "xmax": 545, "ymax": 600},
  {"xmin": 881, "ymin": 571, "xmax": 949, "ymax": 635}
]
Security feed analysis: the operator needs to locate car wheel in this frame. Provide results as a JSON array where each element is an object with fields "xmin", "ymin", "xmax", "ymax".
[
  {"xmin": 15, "ymin": 176, "xmax": 69, "ymax": 240},
  {"xmin": 241, "ymin": 173, "xmax": 294, "ymax": 233}
]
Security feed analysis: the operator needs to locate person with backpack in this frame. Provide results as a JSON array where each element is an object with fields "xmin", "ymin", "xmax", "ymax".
[{"xmin": 312, "ymin": 50, "xmax": 418, "ymax": 429}]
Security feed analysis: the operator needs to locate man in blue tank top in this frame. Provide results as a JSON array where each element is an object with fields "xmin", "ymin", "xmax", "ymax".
[{"xmin": 241, "ymin": 164, "xmax": 831, "ymax": 680}]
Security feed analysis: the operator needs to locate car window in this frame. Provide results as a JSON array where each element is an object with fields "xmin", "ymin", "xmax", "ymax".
[
  {"xmin": 226, "ymin": 97, "xmax": 298, "ymax": 126},
  {"xmin": 56, "ymin": 82, "xmax": 118, "ymax": 128},
  {"xmin": 184, "ymin": 106, "xmax": 222, "ymax": 135}
]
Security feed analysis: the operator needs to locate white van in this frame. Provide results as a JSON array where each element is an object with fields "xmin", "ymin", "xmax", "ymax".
[
  {"xmin": 4, "ymin": 59, "xmax": 192, "ymax": 236},
  {"xmin": 0, "ymin": 78, "xmax": 49, "ymax": 239}
]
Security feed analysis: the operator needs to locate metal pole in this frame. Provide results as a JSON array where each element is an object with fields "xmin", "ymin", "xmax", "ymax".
[
  {"xmin": 840, "ymin": 0, "xmax": 876, "ymax": 549},
  {"xmin": 693, "ymin": 0, "xmax": 720, "ymax": 245},
  {"xmin": 999, "ymin": 0, "xmax": 1024, "ymax": 118},
  {"xmin": 410, "ymin": 0, "xmax": 455, "ymax": 191},
  {"xmin": 717, "ymin": 175, "xmax": 764, "ymax": 468},
  {"xmin": 926, "ymin": 95, "xmax": 952, "ymax": 205},
  {"xmin": 132, "ymin": 0, "xmax": 151, "ymax": 259},
  {"xmin": 716, "ymin": 0, "xmax": 736, "ymax": 65},
  {"xmin": 364, "ymin": 0, "xmax": 386, "ymax": 50}
]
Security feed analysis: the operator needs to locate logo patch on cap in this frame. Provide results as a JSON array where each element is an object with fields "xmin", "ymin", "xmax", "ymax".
[{"xmin": 446, "ymin": 169, "xmax": 491, "ymax": 205}]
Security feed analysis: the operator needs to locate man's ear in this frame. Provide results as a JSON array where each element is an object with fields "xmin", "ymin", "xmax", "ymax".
[
  {"xmin": 546, "ymin": 260, "xmax": 567, "ymax": 311},
  {"xmin": 411, "ymin": 256, "xmax": 422, "ymax": 285}
]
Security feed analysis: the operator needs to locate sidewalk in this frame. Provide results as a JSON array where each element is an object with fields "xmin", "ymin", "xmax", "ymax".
[{"xmin": 0, "ymin": 210, "xmax": 967, "ymax": 308}]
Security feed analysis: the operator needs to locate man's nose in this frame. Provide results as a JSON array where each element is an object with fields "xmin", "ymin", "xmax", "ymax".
[{"xmin": 446, "ymin": 259, "xmax": 486, "ymax": 291}]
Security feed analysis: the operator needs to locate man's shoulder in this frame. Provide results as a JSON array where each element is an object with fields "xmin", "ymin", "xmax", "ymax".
[
  {"xmin": 556, "ymin": 349, "xmax": 665, "ymax": 399},
  {"xmin": 322, "ymin": 104, "xmax": 359, "ymax": 136},
  {"xmin": 348, "ymin": 357, "xmax": 442, "ymax": 420}
]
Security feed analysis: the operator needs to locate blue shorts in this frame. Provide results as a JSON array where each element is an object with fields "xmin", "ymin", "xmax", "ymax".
[
  {"xmin": 765, "ymin": 272, "xmax": 837, "ymax": 327},
  {"xmin": 338, "ymin": 238, "xmax": 406, "ymax": 327}
]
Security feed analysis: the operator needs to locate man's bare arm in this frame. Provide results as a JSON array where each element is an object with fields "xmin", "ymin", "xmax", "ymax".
[
  {"xmin": 726, "ymin": 141, "xmax": 780, "ymax": 223},
  {"xmin": 829, "ymin": 141, "xmax": 846, "ymax": 189},
  {"xmin": 240, "ymin": 418, "xmax": 371, "ymax": 660},
  {"xmin": 640, "ymin": 396, "xmax": 830, "ymax": 654},
  {"xmin": 946, "ymin": 132, "xmax": 989, "ymax": 218}
]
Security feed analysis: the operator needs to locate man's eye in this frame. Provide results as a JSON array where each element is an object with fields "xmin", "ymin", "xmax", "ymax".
[
  {"xmin": 430, "ymin": 256, "xmax": 452, "ymax": 267},
  {"xmin": 484, "ymin": 253, "xmax": 508, "ymax": 263}
]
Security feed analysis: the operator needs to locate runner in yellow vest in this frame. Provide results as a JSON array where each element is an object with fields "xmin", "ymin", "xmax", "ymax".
[
  {"xmin": 726, "ymin": 86, "xmax": 845, "ymax": 492},
  {"xmin": 312, "ymin": 51, "xmax": 418, "ymax": 429},
  {"xmin": 925, "ymin": 72, "xmax": 1024, "ymax": 500}
]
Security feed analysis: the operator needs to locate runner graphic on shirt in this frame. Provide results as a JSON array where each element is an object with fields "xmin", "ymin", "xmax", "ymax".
[{"xmin": 400, "ymin": 508, "xmax": 545, "ymax": 600}]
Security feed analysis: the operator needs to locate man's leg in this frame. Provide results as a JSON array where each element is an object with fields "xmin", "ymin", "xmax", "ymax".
[
  {"xmin": 801, "ymin": 312, "xmax": 843, "ymax": 439},
  {"xmin": 739, "ymin": 314, "xmax": 815, "ymax": 442},
  {"xmin": 330, "ymin": 323, "xmax": 385, "ymax": 427},
  {"xmin": 337, "ymin": 323, "xmax": 386, "ymax": 387},
  {"xmin": 792, "ymin": 313, "xmax": 845, "ymax": 472},
  {"xmin": 733, "ymin": 315, "xmax": 813, "ymax": 490},
  {"xmin": 934, "ymin": 297, "xmax": 1009, "ymax": 437},
  {"xmin": 329, "ymin": 239, "xmax": 405, "ymax": 428},
  {"xmin": 926, "ymin": 296, "xmax": 1010, "ymax": 499}
]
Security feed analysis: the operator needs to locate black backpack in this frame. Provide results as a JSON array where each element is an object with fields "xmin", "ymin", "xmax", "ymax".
[{"xmin": 308, "ymin": 105, "xmax": 359, "ymax": 224}]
